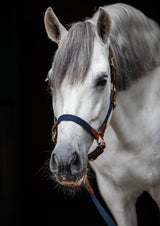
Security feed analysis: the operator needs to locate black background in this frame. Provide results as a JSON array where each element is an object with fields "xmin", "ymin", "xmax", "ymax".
[{"xmin": 0, "ymin": 0, "xmax": 160, "ymax": 225}]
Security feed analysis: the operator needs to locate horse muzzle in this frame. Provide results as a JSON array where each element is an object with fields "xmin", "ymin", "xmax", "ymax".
[{"xmin": 49, "ymin": 144, "xmax": 88, "ymax": 187}]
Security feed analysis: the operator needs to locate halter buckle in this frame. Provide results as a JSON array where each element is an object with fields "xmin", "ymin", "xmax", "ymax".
[
  {"xmin": 51, "ymin": 128, "xmax": 57, "ymax": 144},
  {"xmin": 97, "ymin": 133, "xmax": 105, "ymax": 147},
  {"xmin": 111, "ymin": 83, "xmax": 117, "ymax": 108},
  {"xmin": 88, "ymin": 134, "xmax": 106, "ymax": 161},
  {"xmin": 110, "ymin": 57, "xmax": 117, "ymax": 70}
]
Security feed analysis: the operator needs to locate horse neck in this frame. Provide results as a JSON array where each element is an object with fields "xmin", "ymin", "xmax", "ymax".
[{"xmin": 109, "ymin": 66, "xmax": 160, "ymax": 151}]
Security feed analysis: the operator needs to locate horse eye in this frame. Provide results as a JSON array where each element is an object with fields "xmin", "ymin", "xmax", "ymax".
[
  {"xmin": 95, "ymin": 73, "xmax": 108, "ymax": 89},
  {"xmin": 96, "ymin": 78, "xmax": 107, "ymax": 87}
]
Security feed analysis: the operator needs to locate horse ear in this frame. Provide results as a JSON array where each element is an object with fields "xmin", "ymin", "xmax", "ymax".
[
  {"xmin": 44, "ymin": 7, "xmax": 67, "ymax": 44},
  {"xmin": 97, "ymin": 8, "xmax": 111, "ymax": 43}
]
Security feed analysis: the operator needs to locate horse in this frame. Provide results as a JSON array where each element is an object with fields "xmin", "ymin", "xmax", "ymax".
[{"xmin": 44, "ymin": 3, "xmax": 160, "ymax": 226}]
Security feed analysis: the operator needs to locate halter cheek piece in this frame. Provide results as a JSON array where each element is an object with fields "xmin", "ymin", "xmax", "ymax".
[{"xmin": 51, "ymin": 53, "xmax": 117, "ymax": 161}]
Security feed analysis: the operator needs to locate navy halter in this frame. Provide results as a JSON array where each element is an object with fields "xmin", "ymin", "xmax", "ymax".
[{"xmin": 51, "ymin": 53, "xmax": 117, "ymax": 161}]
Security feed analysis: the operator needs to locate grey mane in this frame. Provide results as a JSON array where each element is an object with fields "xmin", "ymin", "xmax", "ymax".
[
  {"xmin": 49, "ymin": 22, "xmax": 95, "ymax": 89},
  {"xmin": 49, "ymin": 3, "xmax": 160, "ymax": 91},
  {"xmin": 104, "ymin": 4, "xmax": 160, "ymax": 90}
]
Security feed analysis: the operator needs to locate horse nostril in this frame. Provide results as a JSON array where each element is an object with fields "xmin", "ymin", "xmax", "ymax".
[
  {"xmin": 70, "ymin": 152, "xmax": 82, "ymax": 175},
  {"xmin": 49, "ymin": 150, "xmax": 82, "ymax": 176},
  {"xmin": 50, "ymin": 153, "xmax": 58, "ymax": 173}
]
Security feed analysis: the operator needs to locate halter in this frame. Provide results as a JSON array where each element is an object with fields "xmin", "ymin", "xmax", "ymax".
[{"xmin": 51, "ymin": 52, "xmax": 117, "ymax": 161}]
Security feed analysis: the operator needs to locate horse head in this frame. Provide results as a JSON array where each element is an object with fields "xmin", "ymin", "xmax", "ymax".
[{"xmin": 44, "ymin": 7, "xmax": 113, "ymax": 189}]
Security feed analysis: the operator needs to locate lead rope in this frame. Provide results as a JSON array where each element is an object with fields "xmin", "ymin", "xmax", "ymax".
[{"xmin": 86, "ymin": 179, "xmax": 117, "ymax": 226}]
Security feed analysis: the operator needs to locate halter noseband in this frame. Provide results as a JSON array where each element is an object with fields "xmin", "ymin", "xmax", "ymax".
[{"xmin": 51, "ymin": 52, "xmax": 117, "ymax": 161}]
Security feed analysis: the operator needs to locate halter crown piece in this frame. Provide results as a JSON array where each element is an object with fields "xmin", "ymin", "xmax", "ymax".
[{"xmin": 51, "ymin": 51, "xmax": 117, "ymax": 161}]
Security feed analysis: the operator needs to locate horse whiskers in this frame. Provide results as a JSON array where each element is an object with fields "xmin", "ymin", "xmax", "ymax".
[
  {"xmin": 45, "ymin": 167, "xmax": 92, "ymax": 197},
  {"xmin": 55, "ymin": 180, "xmax": 87, "ymax": 199},
  {"xmin": 35, "ymin": 158, "xmax": 51, "ymax": 180}
]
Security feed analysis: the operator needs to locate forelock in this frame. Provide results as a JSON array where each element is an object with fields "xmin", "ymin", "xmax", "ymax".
[{"xmin": 49, "ymin": 22, "xmax": 95, "ymax": 89}]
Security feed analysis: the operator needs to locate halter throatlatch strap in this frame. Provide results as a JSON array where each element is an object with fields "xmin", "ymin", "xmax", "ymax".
[{"xmin": 51, "ymin": 53, "xmax": 117, "ymax": 161}]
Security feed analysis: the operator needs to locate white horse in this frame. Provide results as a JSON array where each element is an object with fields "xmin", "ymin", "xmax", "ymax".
[{"xmin": 44, "ymin": 3, "xmax": 160, "ymax": 225}]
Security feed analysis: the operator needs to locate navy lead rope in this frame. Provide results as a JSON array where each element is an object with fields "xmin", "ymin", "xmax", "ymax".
[{"xmin": 86, "ymin": 180, "xmax": 116, "ymax": 226}]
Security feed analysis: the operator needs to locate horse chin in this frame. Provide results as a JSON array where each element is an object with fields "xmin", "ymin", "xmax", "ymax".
[
  {"xmin": 58, "ymin": 177, "xmax": 85, "ymax": 187},
  {"xmin": 54, "ymin": 171, "xmax": 87, "ymax": 196}
]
